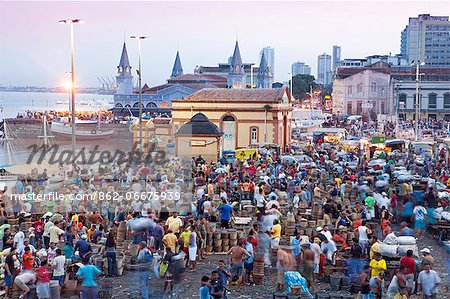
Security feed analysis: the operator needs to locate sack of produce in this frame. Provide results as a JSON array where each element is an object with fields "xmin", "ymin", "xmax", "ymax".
[
  {"xmin": 379, "ymin": 244, "xmax": 398, "ymax": 257},
  {"xmin": 397, "ymin": 236, "xmax": 416, "ymax": 245}
]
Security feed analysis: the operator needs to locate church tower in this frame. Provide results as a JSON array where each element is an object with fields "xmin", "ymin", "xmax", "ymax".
[
  {"xmin": 116, "ymin": 42, "xmax": 133, "ymax": 94},
  {"xmin": 171, "ymin": 51, "xmax": 184, "ymax": 78},
  {"xmin": 227, "ymin": 41, "xmax": 246, "ymax": 89},
  {"xmin": 257, "ymin": 51, "xmax": 272, "ymax": 88}
]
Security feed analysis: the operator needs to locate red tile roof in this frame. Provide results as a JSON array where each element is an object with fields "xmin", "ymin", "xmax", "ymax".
[{"xmin": 173, "ymin": 88, "xmax": 288, "ymax": 103}]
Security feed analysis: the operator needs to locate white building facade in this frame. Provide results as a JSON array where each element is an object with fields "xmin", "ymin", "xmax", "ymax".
[
  {"xmin": 332, "ymin": 69, "xmax": 392, "ymax": 116},
  {"xmin": 395, "ymin": 81, "xmax": 450, "ymax": 121}
]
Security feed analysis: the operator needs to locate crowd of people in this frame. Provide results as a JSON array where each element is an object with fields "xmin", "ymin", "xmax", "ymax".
[{"xmin": 0, "ymin": 119, "xmax": 450, "ymax": 299}]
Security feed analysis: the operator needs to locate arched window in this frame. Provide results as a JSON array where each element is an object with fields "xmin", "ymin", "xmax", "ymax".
[
  {"xmin": 146, "ymin": 102, "xmax": 157, "ymax": 108},
  {"xmin": 444, "ymin": 93, "xmax": 450, "ymax": 109},
  {"xmin": 133, "ymin": 102, "xmax": 141, "ymax": 108},
  {"xmin": 115, "ymin": 103, "xmax": 123, "ymax": 108},
  {"xmin": 222, "ymin": 115, "xmax": 235, "ymax": 121},
  {"xmin": 428, "ymin": 93, "xmax": 437, "ymax": 109},
  {"xmin": 125, "ymin": 104, "xmax": 131, "ymax": 108}
]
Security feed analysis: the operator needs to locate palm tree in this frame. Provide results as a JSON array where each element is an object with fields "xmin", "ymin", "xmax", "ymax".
[{"xmin": 263, "ymin": 104, "xmax": 272, "ymax": 143}]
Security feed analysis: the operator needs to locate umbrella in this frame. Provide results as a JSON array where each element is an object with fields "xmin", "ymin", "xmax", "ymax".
[{"xmin": 215, "ymin": 167, "xmax": 227, "ymax": 174}]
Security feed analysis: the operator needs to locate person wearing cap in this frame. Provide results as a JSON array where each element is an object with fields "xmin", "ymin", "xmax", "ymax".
[
  {"xmin": 74, "ymin": 234, "xmax": 92, "ymax": 264},
  {"xmin": 419, "ymin": 248, "xmax": 434, "ymax": 271}
]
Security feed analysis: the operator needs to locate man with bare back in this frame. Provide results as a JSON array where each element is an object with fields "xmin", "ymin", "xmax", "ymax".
[
  {"xmin": 301, "ymin": 242, "xmax": 315, "ymax": 288},
  {"xmin": 227, "ymin": 240, "xmax": 250, "ymax": 290}
]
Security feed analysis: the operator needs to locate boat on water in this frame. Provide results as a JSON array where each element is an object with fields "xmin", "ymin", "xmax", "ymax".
[
  {"xmin": 291, "ymin": 108, "xmax": 331, "ymax": 139},
  {"xmin": 50, "ymin": 121, "xmax": 114, "ymax": 140}
]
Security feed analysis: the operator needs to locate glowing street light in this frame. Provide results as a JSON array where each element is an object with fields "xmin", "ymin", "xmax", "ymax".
[
  {"xmin": 130, "ymin": 35, "xmax": 148, "ymax": 153},
  {"xmin": 59, "ymin": 18, "xmax": 83, "ymax": 157}
]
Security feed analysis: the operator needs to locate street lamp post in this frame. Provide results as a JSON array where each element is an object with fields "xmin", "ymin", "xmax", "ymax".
[
  {"xmin": 289, "ymin": 72, "xmax": 293, "ymax": 99},
  {"xmin": 59, "ymin": 18, "xmax": 83, "ymax": 159},
  {"xmin": 413, "ymin": 60, "xmax": 425, "ymax": 141},
  {"xmin": 130, "ymin": 35, "xmax": 147, "ymax": 153}
]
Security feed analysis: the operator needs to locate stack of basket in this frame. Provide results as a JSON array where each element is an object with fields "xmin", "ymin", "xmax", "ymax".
[
  {"xmin": 206, "ymin": 231, "xmax": 214, "ymax": 253},
  {"xmin": 213, "ymin": 229, "xmax": 222, "ymax": 252},
  {"xmin": 116, "ymin": 221, "xmax": 127, "ymax": 247},
  {"xmin": 253, "ymin": 253, "xmax": 265, "ymax": 285},
  {"xmin": 311, "ymin": 205, "xmax": 321, "ymax": 221},
  {"xmin": 221, "ymin": 230, "xmax": 230, "ymax": 252},
  {"xmin": 229, "ymin": 229, "xmax": 238, "ymax": 247}
]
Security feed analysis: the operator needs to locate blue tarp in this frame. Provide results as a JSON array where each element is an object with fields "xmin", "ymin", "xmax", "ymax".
[{"xmin": 284, "ymin": 271, "xmax": 313, "ymax": 299}]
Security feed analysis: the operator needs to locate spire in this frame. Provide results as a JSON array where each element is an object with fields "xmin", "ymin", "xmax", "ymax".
[
  {"xmin": 118, "ymin": 42, "xmax": 131, "ymax": 68},
  {"xmin": 230, "ymin": 41, "xmax": 243, "ymax": 69},
  {"xmin": 257, "ymin": 51, "xmax": 272, "ymax": 89},
  {"xmin": 258, "ymin": 51, "xmax": 268, "ymax": 75},
  {"xmin": 171, "ymin": 51, "xmax": 184, "ymax": 78}
]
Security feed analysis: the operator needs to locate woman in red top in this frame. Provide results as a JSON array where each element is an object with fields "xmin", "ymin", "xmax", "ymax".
[{"xmin": 36, "ymin": 260, "xmax": 51, "ymax": 299}]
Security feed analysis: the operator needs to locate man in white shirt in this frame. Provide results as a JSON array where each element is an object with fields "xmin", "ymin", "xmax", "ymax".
[
  {"xmin": 52, "ymin": 248, "xmax": 66, "ymax": 287},
  {"xmin": 43, "ymin": 217, "xmax": 54, "ymax": 248},
  {"xmin": 319, "ymin": 225, "xmax": 333, "ymax": 241},
  {"xmin": 310, "ymin": 238, "xmax": 323, "ymax": 275},
  {"xmin": 255, "ymin": 189, "xmax": 267, "ymax": 219},
  {"xmin": 320, "ymin": 238, "xmax": 337, "ymax": 265},
  {"xmin": 417, "ymin": 264, "xmax": 441, "ymax": 298},
  {"xmin": 13, "ymin": 229, "xmax": 25, "ymax": 254},
  {"xmin": 357, "ymin": 220, "xmax": 370, "ymax": 254}
]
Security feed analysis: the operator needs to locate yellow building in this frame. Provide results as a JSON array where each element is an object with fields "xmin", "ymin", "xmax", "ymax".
[{"xmin": 172, "ymin": 87, "xmax": 292, "ymax": 152}]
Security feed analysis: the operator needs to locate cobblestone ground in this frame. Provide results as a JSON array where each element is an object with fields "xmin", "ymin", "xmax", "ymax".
[{"xmin": 107, "ymin": 232, "xmax": 450, "ymax": 299}]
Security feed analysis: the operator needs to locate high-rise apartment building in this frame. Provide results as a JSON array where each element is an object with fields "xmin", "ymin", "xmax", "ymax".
[
  {"xmin": 332, "ymin": 45, "xmax": 341, "ymax": 71},
  {"xmin": 401, "ymin": 14, "xmax": 450, "ymax": 66},
  {"xmin": 317, "ymin": 53, "xmax": 332, "ymax": 86},
  {"xmin": 291, "ymin": 62, "xmax": 311, "ymax": 76}
]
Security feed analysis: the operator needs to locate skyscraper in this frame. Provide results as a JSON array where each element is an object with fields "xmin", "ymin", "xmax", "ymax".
[
  {"xmin": 317, "ymin": 53, "xmax": 332, "ymax": 86},
  {"xmin": 332, "ymin": 45, "xmax": 341, "ymax": 71},
  {"xmin": 401, "ymin": 14, "xmax": 450, "ymax": 66},
  {"xmin": 259, "ymin": 46, "xmax": 275, "ymax": 82},
  {"xmin": 291, "ymin": 62, "xmax": 311, "ymax": 76}
]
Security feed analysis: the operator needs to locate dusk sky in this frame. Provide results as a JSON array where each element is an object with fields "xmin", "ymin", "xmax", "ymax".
[{"xmin": 0, "ymin": 1, "xmax": 448, "ymax": 88}]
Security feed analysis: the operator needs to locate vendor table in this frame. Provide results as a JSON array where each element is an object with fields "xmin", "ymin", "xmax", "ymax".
[{"xmin": 429, "ymin": 222, "xmax": 450, "ymax": 242}]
